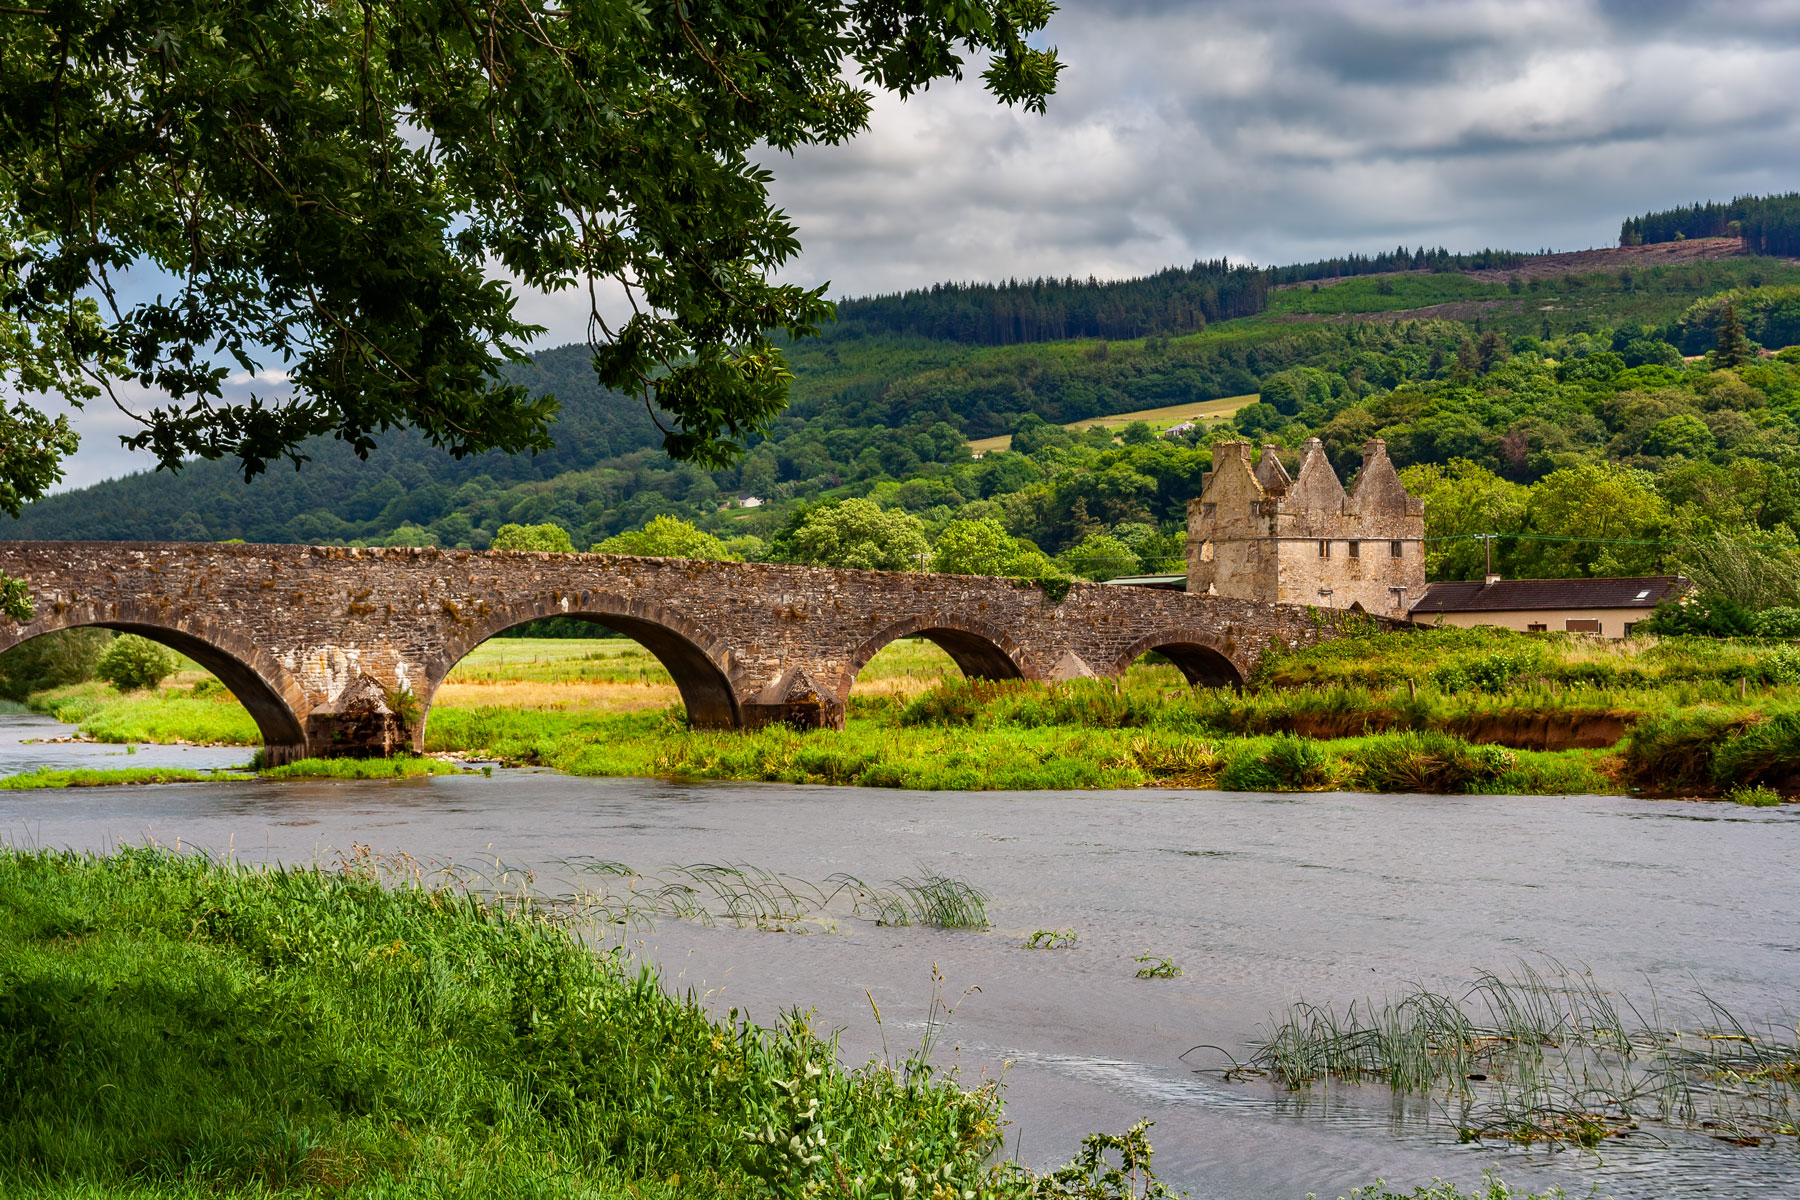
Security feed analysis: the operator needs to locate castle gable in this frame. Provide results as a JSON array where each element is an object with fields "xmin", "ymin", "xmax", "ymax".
[
  {"xmin": 1346, "ymin": 439, "xmax": 1423, "ymax": 521},
  {"xmin": 1253, "ymin": 444, "xmax": 1292, "ymax": 496},
  {"xmin": 1285, "ymin": 438, "xmax": 1347, "ymax": 513}
]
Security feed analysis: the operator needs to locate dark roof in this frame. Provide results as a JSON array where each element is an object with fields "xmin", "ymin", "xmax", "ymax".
[{"xmin": 1410, "ymin": 576, "xmax": 1691, "ymax": 614}]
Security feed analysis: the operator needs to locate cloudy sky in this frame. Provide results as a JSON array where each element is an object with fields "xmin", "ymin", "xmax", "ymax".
[{"xmin": 46, "ymin": 0, "xmax": 1800, "ymax": 489}]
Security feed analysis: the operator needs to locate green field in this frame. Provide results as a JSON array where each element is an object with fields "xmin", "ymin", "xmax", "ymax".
[{"xmin": 967, "ymin": 394, "xmax": 1257, "ymax": 453}]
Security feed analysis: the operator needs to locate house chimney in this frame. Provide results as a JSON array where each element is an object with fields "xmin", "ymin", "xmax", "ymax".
[{"xmin": 1484, "ymin": 573, "xmax": 1502, "ymax": 587}]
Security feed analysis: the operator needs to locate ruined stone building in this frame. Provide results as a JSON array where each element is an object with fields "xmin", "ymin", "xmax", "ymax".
[{"xmin": 1186, "ymin": 438, "xmax": 1425, "ymax": 614}]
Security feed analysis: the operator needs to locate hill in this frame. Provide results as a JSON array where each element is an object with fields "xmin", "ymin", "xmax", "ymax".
[{"xmin": 11, "ymin": 194, "xmax": 1800, "ymax": 594}]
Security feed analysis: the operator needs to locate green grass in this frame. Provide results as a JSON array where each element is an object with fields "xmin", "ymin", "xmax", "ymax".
[
  {"xmin": 0, "ymin": 759, "xmax": 466, "ymax": 791},
  {"xmin": 30, "ymin": 681, "xmax": 262, "ymax": 746},
  {"xmin": 0, "ymin": 766, "xmax": 245, "ymax": 790},
  {"xmin": 0, "ymin": 847, "xmax": 1015, "ymax": 1199}
]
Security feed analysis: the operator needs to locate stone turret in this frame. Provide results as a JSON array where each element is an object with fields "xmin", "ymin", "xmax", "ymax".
[{"xmin": 1187, "ymin": 438, "xmax": 1425, "ymax": 613}]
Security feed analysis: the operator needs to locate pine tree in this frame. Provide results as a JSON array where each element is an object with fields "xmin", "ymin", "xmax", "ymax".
[{"xmin": 1714, "ymin": 301, "xmax": 1751, "ymax": 368}]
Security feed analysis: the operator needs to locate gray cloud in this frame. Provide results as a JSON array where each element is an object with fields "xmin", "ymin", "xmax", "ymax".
[{"xmin": 42, "ymin": 0, "xmax": 1800, "ymax": 488}]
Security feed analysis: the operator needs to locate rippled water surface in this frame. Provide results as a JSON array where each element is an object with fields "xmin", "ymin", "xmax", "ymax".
[{"xmin": 3, "ymin": 714, "xmax": 1796, "ymax": 1199}]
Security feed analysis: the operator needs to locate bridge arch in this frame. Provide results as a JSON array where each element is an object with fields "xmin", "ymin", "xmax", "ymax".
[
  {"xmin": 0, "ymin": 601, "xmax": 311, "ymax": 762},
  {"xmin": 421, "ymin": 592, "xmax": 743, "ymax": 741},
  {"xmin": 838, "ymin": 614, "xmax": 1031, "ymax": 701},
  {"xmin": 1110, "ymin": 627, "xmax": 1247, "ymax": 688}
]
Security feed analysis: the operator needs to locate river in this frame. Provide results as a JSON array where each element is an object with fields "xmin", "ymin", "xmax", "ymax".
[{"xmin": 2, "ymin": 713, "xmax": 1796, "ymax": 1199}]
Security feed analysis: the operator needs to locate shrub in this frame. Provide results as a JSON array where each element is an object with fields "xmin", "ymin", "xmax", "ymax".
[
  {"xmin": 1751, "ymin": 607, "xmax": 1800, "ymax": 639},
  {"xmin": 491, "ymin": 521, "xmax": 574, "ymax": 552},
  {"xmin": 1725, "ymin": 783, "xmax": 1783, "ymax": 807},
  {"xmin": 93, "ymin": 635, "xmax": 179, "ymax": 692}
]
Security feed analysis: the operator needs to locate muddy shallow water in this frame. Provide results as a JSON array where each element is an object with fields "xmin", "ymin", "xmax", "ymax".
[{"xmin": 2, "ymin": 713, "xmax": 1797, "ymax": 1199}]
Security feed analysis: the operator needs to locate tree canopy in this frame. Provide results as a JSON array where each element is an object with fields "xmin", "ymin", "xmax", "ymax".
[
  {"xmin": 0, "ymin": 0, "xmax": 1061, "ymax": 509},
  {"xmin": 593, "ymin": 515, "xmax": 733, "ymax": 561}
]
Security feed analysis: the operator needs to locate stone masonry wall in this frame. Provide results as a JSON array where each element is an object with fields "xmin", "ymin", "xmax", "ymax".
[{"xmin": 0, "ymin": 541, "xmax": 1386, "ymax": 762}]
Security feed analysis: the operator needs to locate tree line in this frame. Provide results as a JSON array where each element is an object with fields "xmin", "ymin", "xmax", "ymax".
[
  {"xmin": 831, "ymin": 247, "xmax": 1538, "ymax": 347},
  {"xmin": 1619, "ymin": 193, "xmax": 1800, "ymax": 257}
]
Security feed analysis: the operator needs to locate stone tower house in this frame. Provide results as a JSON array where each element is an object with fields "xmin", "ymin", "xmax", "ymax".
[{"xmin": 1186, "ymin": 437, "xmax": 1425, "ymax": 614}]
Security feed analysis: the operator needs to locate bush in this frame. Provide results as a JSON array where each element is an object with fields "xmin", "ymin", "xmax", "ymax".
[
  {"xmin": 1640, "ymin": 594, "xmax": 1755, "ymax": 637},
  {"xmin": 0, "ymin": 629, "xmax": 111, "ymax": 701},
  {"xmin": 93, "ymin": 635, "xmax": 179, "ymax": 692},
  {"xmin": 1725, "ymin": 783, "xmax": 1783, "ymax": 807},
  {"xmin": 491, "ymin": 521, "xmax": 575, "ymax": 552},
  {"xmin": 1751, "ymin": 607, "xmax": 1800, "ymax": 639}
]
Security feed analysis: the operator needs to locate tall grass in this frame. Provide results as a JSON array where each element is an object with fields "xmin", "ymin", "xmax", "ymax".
[
  {"xmin": 1235, "ymin": 960, "xmax": 1800, "ymax": 1149},
  {"xmin": 560, "ymin": 859, "xmax": 990, "ymax": 931},
  {"xmin": 0, "ymin": 847, "xmax": 1013, "ymax": 1199}
]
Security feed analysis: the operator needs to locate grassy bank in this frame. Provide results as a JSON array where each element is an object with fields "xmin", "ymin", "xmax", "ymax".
[
  {"xmin": 422, "ymin": 704, "xmax": 1611, "ymax": 794},
  {"xmin": 0, "ymin": 846, "xmax": 1014, "ymax": 1199}
]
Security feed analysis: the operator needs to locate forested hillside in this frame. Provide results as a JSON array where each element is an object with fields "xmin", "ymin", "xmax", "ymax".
[{"xmin": 13, "ymin": 196, "xmax": 1800, "ymax": 607}]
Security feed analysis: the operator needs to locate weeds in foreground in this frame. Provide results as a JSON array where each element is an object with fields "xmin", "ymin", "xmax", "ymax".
[
  {"xmin": 1134, "ymin": 955, "xmax": 1182, "ymax": 980},
  {"xmin": 1226, "ymin": 960, "xmax": 1800, "ymax": 1149},
  {"xmin": 1024, "ymin": 929, "xmax": 1079, "ymax": 950}
]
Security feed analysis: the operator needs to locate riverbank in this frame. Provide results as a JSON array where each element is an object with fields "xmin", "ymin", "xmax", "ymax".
[
  {"xmin": 14, "ymin": 629, "xmax": 1800, "ymax": 798},
  {"xmin": 0, "ymin": 846, "xmax": 1570, "ymax": 1200},
  {"xmin": 0, "ymin": 845, "xmax": 1014, "ymax": 1198}
]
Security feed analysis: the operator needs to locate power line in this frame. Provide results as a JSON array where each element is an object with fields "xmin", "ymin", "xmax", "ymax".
[{"xmin": 1425, "ymin": 531, "xmax": 1799, "ymax": 551}]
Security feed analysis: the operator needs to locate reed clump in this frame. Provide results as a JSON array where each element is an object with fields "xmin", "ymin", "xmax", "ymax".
[
  {"xmin": 560, "ymin": 858, "xmax": 991, "ymax": 932},
  {"xmin": 1233, "ymin": 961, "xmax": 1800, "ymax": 1149}
]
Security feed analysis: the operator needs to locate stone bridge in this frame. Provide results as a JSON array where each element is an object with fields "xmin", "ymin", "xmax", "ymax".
[{"xmin": 0, "ymin": 541, "xmax": 1375, "ymax": 764}]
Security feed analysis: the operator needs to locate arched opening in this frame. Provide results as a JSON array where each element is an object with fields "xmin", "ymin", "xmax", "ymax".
[
  {"xmin": 421, "ymin": 600, "xmax": 742, "ymax": 748},
  {"xmin": 840, "ymin": 618, "xmax": 1028, "ymax": 702},
  {"xmin": 0, "ymin": 619, "xmax": 308, "ymax": 761},
  {"xmin": 1114, "ymin": 630, "xmax": 1245, "ymax": 690}
]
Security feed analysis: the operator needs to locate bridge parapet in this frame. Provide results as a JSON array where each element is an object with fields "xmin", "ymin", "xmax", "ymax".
[{"xmin": 0, "ymin": 541, "xmax": 1385, "ymax": 761}]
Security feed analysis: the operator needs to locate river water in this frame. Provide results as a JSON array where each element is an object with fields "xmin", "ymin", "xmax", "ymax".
[{"xmin": 3, "ymin": 713, "xmax": 1797, "ymax": 1199}]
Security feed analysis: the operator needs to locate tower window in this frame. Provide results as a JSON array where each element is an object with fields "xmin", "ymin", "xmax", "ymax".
[
  {"xmin": 1389, "ymin": 540, "xmax": 1403, "ymax": 558},
  {"xmin": 1347, "ymin": 541, "xmax": 1360, "ymax": 559},
  {"xmin": 1317, "ymin": 540, "xmax": 1331, "ymax": 559}
]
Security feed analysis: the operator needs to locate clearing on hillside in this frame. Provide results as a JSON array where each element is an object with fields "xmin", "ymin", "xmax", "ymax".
[{"xmin": 968, "ymin": 394, "xmax": 1256, "ymax": 454}]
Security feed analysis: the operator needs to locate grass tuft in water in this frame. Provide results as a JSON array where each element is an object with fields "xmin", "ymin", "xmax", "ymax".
[
  {"xmin": 1024, "ymin": 929, "xmax": 1079, "ymax": 950},
  {"xmin": 1133, "ymin": 955, "xmax": 1182, "ymax": 980},
  {"xmin": 1233, "ymin": 960, "xmax": 1800, "ymax": 1149}
]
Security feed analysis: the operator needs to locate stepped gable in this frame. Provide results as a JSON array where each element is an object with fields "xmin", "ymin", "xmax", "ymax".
[{"xmin": 1253, "ymin": 444, "xmax": 1292, "ymax": 496}]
